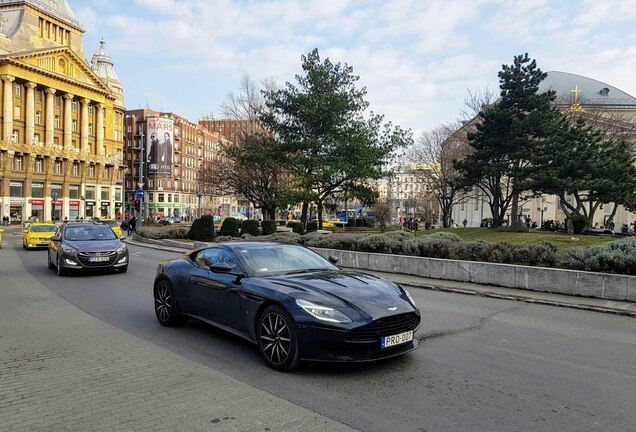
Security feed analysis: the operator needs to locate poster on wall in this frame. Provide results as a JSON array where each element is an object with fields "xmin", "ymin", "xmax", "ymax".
[{"xmin": 146, "ymin": 117, "xmax": 174, "ymax": 178}]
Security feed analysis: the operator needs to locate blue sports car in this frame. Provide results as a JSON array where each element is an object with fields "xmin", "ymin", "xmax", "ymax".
[{"xmin": 153, "ymin": 241, "xmax": 420, "ymax": 371}]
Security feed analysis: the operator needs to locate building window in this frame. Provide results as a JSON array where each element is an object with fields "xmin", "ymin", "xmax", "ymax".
[
  {"xmin": 10, "ymin": 181, "xmax": 23, "ymax": 197},
  {"xmin": 103, "ymin": 167, "xmax": 110, "ymax": 179},
  {"xmin": 35, "ymin": 158, "xmax": 44, "ymax": 173},
  {"xmin": 34, "ymin": 134, "xmax": 40, "ymax": 144},
  {"xmin": 158, "ymin": 193, "xmax": 165, "ymax": 203},
  {"xmin": 73, "ymin": 162, "xmax": 79, "ymax": 176},
  {"xmin": 88, "ymin": 105, "xmax": 94, "ymax": 116},
  {"xmin": 72, "ymin": 100, "xmax": 77, "ymax": 111},
  {"xmin": 14, "ymin": 106, "xmax": 21, "ymax": 120},
  {"xmin": 13, "ymin": 155, "xmax": 23, "ymax": 171},
  {"xmin": 89, "ymin": 124, "xmax": 93, "ymax": 135},
  {"xmin": 55, "ymin": 115, "xmax": 60, "ymax": 129},
  {"xmin": 88, "ymin": 165, "xmax": 95, "ymax": 178},
  {"xmin": 31, "ymin": 183, "xmax": 44, "ymax": 198},
  {"xmin": 14, "ymin": 84, "xmax": 21, "ymax": 97},
  {"xmin": 100, "ymin": 188, "xmax": 110, "ymax": 200},
  {"xmin": 54, "ymin": 137, "xmax": 59, "ymax": 146},
  {"xmin": 12, "ymin": 130, "xmax": 18, "ymax": 142},
  {"xmin": 72, "ymin": 119, "xmax": 77, "ymax": 132},
  {"xmin": 55, "ymin": 96, "xmax": 61, "ymax": 107},
  {"xmin": 55, "ymin": 160, "xmax": 62, "ymax": 174},
  {"xmin": 35, "ymin": 111, "xmax": 41, "ymax": 124},
  {"xmin": 69, "ymin": 185, "xmax": 79, "ymax": 199},
  {"xmin": 85, "ymin": 186, "xmax": 95, "ymax": 200}
]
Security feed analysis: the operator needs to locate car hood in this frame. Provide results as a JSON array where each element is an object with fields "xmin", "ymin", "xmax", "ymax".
[
  {"xmin": 65, "ymin": 239, "xmax": 123, "ymax": 251},
  {"xmin": 259, "ymin": 270, "xmax": 416, "ymax": 321},
  {"xmin": 29, "ymin": 232, "xmax": 55, "ymax": 238}
]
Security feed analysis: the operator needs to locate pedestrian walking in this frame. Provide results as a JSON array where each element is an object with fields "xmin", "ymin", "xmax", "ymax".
[{"xmin": 128, "ymin": 216, "xmax": 136, "ymax": 236}]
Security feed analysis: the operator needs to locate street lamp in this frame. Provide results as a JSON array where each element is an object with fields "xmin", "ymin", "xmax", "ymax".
[
  {"xmin": 51, "ymin": 190, "xmax": 58, "ymax": 221},
  {"xmin": 80, "ymin": 195, "xmax": 86, "ymax": 220}
]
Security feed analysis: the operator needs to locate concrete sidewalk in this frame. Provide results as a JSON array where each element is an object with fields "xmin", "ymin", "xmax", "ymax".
[
  {"xmin": 124, "ymin": 237, "xmax": 636, "ymax": 318},
  {"xmin": 0, "ymin": 239, "xmax": 358, "ymax": 431}
]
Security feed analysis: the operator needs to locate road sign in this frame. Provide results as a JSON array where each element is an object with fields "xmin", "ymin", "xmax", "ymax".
[
  {"xmin": 137, "ymin": 182, "xmax": 144, "ymax": 189},
  {"xmin": 136, "ymin": 189, "xmax": 145, "ymax": 197}
]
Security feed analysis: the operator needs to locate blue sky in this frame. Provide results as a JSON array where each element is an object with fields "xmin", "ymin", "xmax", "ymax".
[{"xmin": 70, "ymin": 0, "xmax": 636, "ymax": 136}]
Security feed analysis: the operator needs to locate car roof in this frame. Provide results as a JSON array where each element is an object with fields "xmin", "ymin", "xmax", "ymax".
[{"xmin": 30, "ymin": 222, "xmax": 56, "ymax": 226}]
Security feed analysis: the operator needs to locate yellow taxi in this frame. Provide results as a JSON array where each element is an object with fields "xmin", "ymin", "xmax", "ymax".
[
  {"xmin": 103, "ymin": 219, "xmax": 123, "ymax": 238},
  {"xmin": 0, "ymin": 227, "xmax": 4, "ymax": 248},
  {"xmin": 23, "ymin": 222, "xmax": 57, "ymax": 249}
]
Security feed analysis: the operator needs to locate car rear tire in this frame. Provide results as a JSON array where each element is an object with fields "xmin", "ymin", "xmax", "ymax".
[
  {"xmin": 154, "ymin": 279, "xmax": 185, "ymax": 326},
  {"xmin": 56, "ymin": 254, "xmax": 66, "ymax": 276},
  {"xmin": 257, "ymin": 305, "xmax": 300, "ymax": 371}
]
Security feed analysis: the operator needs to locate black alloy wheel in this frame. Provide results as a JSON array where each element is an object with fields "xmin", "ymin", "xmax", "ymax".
[
  {"xmin": 257, "ymin": 305, "xmax": 300, "ymax": 371},
  {"xmin": 154, "ymin": 279, "xmax": 185, "ymax": 327}
]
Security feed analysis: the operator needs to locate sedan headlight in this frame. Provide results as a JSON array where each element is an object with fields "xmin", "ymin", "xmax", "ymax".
[
  {"xmin": 296, "ymin": 299, "xmax": 352, "ymax": 323},
  {"xmin": 61, "ymin": 244, "xmax": 78, "ymax": 255},
  {"xmin": 403, "ymin": 287, "xmax": 417, "ymax": 307},
  {"xmin": 116, "ymin": 244, "xmax": 127, "ymax": 253}
]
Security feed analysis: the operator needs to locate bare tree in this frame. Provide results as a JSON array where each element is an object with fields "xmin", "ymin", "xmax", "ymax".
[
  {"xmin": 407, "ymin": 123, "xmax": 473, "ymax": 227},
  {"xmin": 198, "ymin": 75, "xmax": 294, "ymax": 220},
  {"xmin": 372, "ymin": 200, "xmax": 392, "ymax": 232}
]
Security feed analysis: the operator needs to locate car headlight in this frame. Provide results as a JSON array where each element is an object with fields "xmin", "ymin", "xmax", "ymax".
[
  {"xmin": 296, "ymin": 299, "xmax": 352, "ymax": 323},
  {"xmin": 61, "ymin": 244, "xmax": 78, "ymax": 255},
  {"xmin": 403, "ymin": 287, "xmax": 417, "ymax": 307},
  {"xmin": 116, "ymin": 244, "xmax": 127, "ymax": 253}
]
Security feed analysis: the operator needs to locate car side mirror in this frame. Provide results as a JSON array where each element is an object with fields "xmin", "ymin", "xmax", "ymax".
[
  {"xmin": 328, "ymin": 255, "xmax": 338, "ymax": 264},
  {"xmin": 209, "ymin": 262, "xmax": 235, "ymax": 273}
]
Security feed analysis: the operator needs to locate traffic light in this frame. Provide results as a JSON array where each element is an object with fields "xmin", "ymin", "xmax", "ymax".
[{"xmin": 134, "ymin": 199, "xmax": 140, "ymax": 211}]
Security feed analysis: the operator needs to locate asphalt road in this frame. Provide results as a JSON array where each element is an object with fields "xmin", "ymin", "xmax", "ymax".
[{"xmin": 14, "ymin": 239, "xmax": 636, "ymax": 432}]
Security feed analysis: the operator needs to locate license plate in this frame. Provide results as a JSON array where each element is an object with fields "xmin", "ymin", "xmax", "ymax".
[
  {"xmin": 89, "ymin": 256, "xmax": 109, "ymax": 262},
  {"xmin": 381, "ymin": 330, "xmax": 413, "ymax": 349}
]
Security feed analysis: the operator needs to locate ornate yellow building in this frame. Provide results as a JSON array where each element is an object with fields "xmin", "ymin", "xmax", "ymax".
[{"xmin": 0, "ymin": 0, "xmax": 125, "ymax": 224}]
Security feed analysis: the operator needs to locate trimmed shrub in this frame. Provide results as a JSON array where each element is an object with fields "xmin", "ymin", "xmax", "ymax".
[
  {"xmin": 287, "ymin": 221, "xmax": 304, "ymax": 234},
  {"xmin": 136, "ymin": 225, "xmax": 190, "ymax": 240},
  {"xmin": 382, "ymin": 231, "xmax": 415, "ymax": 241},
  {"xmin": 306, "ymin": 221, "xmax": 318, "ymax": 232},
  {"xmin": 418, "ymin": 236, "xmax": 464, "ymax": 259},
  {"xmin": 488, "ymin": 241, "xmax": 516, "ymax": 264},
  {"xmin": 556, "ymin": 237, "xmax": 636, "ymax": 275},
  {"xmin": 188, "ymin": 215, "xmax": 215, "ymax": 242},
  {"xmin": 241, "ymin": 220, "xmax": 261, "ymax": 236},
  {"xmin": 220, "ymin": 217, "xmax": 240, "ymax": 237},
  {"xmin": 425, "ymin": 231, "xmax": 462, "ymax": 242},
  {"xmin": 303, "ymin": 233, "xmax": 358, "ymax": 250},
  {"xmin": 525, "ymin": 241, "xmax": 558, "ymax": 266},
  {"xmin": 465, "ymin": 240, "xmax": 494, "ymax": 262},
  {"xmin": 257, "ymin": 232, "xmax": 303, "ymax": 243},
  {"xmin": 357, "ymin": 234, "xmax": 403, "ymax": 254},
  {"xmin": 261, "ymin": 220, "xmax": 277, "ymax": 235},
  {"xmin": 572, "ymin": 214, "xmax": 587, "ymax": 234}
]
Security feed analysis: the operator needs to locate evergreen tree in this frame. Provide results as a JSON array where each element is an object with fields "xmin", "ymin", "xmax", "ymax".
[{"xmin": 454, "ymin": 54, "xmax": 560, "ymax": 227}]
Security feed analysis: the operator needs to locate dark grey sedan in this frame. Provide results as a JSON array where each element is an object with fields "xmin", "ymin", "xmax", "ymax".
[{"xmin": 48, "ymin": 221, "xmax": 129, "ymax": 276}]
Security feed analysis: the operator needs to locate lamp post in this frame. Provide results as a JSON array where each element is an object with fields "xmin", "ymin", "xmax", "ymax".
[
  {"xmin": 80, "ymin": 195, "xmax": 86, "ymax": 220},
  {"xmin": 197, "ymin": 191, "xmax": 203, "ymax": 219},
  {"xmin": 51, "ymin": 190, "xmax": 58, "ymax": 222}
]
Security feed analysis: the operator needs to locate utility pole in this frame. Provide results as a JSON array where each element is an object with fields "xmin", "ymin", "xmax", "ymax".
[{"xmin": 138, "ymin": 122, "xmax": 144, "ymax": 229}]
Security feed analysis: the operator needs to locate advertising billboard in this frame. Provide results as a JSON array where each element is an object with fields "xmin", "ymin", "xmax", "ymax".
[{"xmin": 146, "ymin": 117, "xmax": 174, "ymax": 178}]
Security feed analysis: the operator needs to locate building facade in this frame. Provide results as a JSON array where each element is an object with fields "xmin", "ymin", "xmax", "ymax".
[
  {"xmin": 0, "ymin": 0, "xmax": 126, "ymax": 224},
  {"xmin": 450, "ymin": 71, "xmax": 636, "ymax": 228},
  {"xmin": 123, "ymin": 110, "xmax": 239, "ymax": 221}
]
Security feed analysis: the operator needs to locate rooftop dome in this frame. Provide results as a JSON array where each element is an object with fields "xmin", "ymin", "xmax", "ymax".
[
  {"xmin": 91, "ymin": 39, "xmax": 120, "ymax": 82},
  {"xmin": 539, "ymin": 71, "xmax": 636, "ymax": 108},
  {"xmin": 0, "ymin": 0, "xmax": 82, "ymax": 28}
]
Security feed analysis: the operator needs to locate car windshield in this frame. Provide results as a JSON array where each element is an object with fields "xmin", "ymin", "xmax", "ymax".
[
  {"xmin": 105, "ymin": 221, "xmax": 118, "ymax": 227},
  {"xmin": 31, "ymin": 225, "xmax": 57, "ymax": 233},
  {"xmin": 64, "ymin": 226, "xmax": 118, "ymax": 241},
  {"xmin": 239, "ymin": 244, "xmax": 337, "ymax": 276}
]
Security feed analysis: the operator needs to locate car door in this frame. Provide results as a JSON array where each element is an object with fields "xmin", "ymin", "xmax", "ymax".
[{"xmin": 187, "ymin": 248, "xmax": 245, "ymax": 331}]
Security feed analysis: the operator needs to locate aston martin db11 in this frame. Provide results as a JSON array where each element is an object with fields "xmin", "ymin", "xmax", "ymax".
[{"xmin": 153, "ymin": 241, "xmax": 420, "ymax": 371}]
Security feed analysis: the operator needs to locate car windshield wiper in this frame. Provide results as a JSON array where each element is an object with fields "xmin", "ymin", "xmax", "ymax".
[{"xmin": 284, "ymin": 268, "xmax": 330, "ymax": 275}]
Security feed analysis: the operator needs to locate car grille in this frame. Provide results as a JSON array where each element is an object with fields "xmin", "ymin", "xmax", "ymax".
[
  {"xmin": 346, "ymin": 312, "xmax": 420, "ymax": 342},
  {"xmin": 77, "ymin": 251, "xmax": 118, "ymax": 266}
]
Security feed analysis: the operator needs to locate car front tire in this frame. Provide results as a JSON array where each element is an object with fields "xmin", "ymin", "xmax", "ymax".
[
  {"xmin": 257, "ymin": 305, "xmax": 300, "ymax": 371},
  {"xmin": 56, "ymin": 254, "xmax": 66, "ymax": 276},
  {"xmin": 154, "ymin": 279, "xmax": 185, "ymax": 326}
]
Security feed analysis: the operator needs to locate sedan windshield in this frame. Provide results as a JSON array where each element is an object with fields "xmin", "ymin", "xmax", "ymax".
[
  {"xmin": 31, "ymin": 225, "xmax": 57, "ymax": 233},
  {"xmin": 64, "ymin": 226, "xmax": 118, "ymax": 241},
  {"xmin": 239, "ymin": 244, "xmax": 337, "ymax": 276}
]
